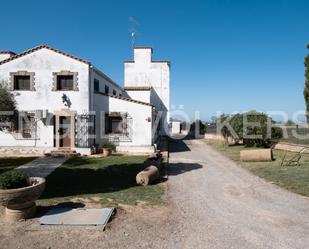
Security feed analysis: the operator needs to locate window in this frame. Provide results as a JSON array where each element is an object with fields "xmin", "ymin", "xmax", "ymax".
[
  {"xmin": 17, "ymin": 112, "xmax": 35, "ymax": 138},
  {"xmin": 94, "ymin": 79, "xmax": 100, "ymax": 93},
  {"xmin": 14, "ymin": 75, "xmax": 30, "ymax": 90},
  {"xmin": 107, "ymin": 116, "xmax": 123, "ymax": 134},
  {"xmin": 57, "ymin": 75, "xmax": 74, "ymax": 90},
  {"xmin": 52, "ymin": 71, "xmax": 78, "ymax": 91},
  {"xmin": 113, "ymin": 89, "xmax": 117, "ymax": 95},
  {"xmin": 10, "ymin": 72, "xmax": 35, "ymax": 91},
  {"xmin": 105, "ymin": 85, "xmax": 109, "ymax": 94},
  {"xmin": 104, "ymin": 113, "xmax": 132, "ymax": 138}
]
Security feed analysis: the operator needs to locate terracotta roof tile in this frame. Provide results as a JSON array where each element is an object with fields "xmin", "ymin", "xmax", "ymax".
[
  {"xmin": 124, "ymin": 86, "xmax": 152, "ymax": 91},
  {"xmin": 0, "ymin": 44, "xmax": 129, "ymax": 93},
  {"xmin": 0, "ymin": 44, "xmax": 90, "ymax": 66},
  {"xmin": 95, "ymin": 92, "xmax": 154, "ymax": 107}
]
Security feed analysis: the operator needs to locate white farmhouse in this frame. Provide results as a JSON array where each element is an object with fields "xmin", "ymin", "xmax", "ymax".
[{"xmin": 0, "ymin": 45, "xmax": 170, "ymax": 155}]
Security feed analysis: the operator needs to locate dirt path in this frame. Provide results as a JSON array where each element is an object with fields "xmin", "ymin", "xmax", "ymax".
[{"xmin": 167, "ymin": 139, "xmax": 309, "ymax": 249}]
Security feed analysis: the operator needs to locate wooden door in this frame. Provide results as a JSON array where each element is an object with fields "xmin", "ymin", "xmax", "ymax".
[{"xmin": 59, "ymin": 116, "xmax": 71, "ymax": 147}]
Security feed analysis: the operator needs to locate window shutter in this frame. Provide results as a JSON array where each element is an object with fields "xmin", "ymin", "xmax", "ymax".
[
  {"xmin": 24, "ymin": 77, "xmax": 30, "ymax": 90},
  {"xmin": 68, "ymin": 77, "xmax": 73, "ymax": 90}
]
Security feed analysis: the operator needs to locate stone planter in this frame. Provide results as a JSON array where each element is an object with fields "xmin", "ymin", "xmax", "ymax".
[
  {"xmin": 0, "ymin": 177, "xmax": 46, "ymax": 222},
  {"xmin": 102, "ymin": 148, "xmax": 111, "ymax": 157}
]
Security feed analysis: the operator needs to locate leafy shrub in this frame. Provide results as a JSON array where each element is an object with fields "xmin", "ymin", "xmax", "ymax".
[
  {"xmin": 218, "ymin": 111, "xmax": 283, "ymax": 147},
  {"xmin": 271, "ymin": 126, "xmax": 283, "ymax": 140},
  {"xmin": 100, "ymin": 142, "xmax": 116, "ymax": 152},
  {"xmin": 0, "ymin": 170, "xmax": 28, "ymax": 189},
  {"xmin": 190, "ymin": 120, "xmax": 206, "ymax": 135}
]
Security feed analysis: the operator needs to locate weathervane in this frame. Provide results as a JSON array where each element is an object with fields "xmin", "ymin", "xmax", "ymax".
[{"xmin": 129, "ymin": 17, "xmax": 139, "ymax": 55}]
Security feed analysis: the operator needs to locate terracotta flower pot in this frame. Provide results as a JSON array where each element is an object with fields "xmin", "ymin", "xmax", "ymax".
[
  {"xmin": 0, "ymin": 177, "xmax": 46, "ymax": 222},
  {"xmin": 102, "ymin": 148, "xmax": 111, "ymax": 157}
]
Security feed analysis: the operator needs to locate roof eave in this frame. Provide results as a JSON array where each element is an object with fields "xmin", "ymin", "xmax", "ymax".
[
  {"xmin": 95, "ymin": 92, "xmax": 154, "ymax": 107},
  {"xmin": 0, "ymin": 44, "xmax": 91, "ymax": 66},
  {"xmin": 91, "ymin": 66, "xmax": 124, "ymax": 91}
]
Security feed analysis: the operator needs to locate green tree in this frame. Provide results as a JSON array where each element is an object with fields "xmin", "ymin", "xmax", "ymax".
[
  {"xmin": 304, "ymin": 44, "xmax": 309, "ymax": 122},
  {"xmin": 190, "ymin": 120, "xmax": 206, "ymax": 135},
  {"xmin": 218, "ymin": 111, "xmax": 282, "ymax": 147},
  {"xmin": 0, "ymin": 85, "xmax": 17, "ymax": 130}
]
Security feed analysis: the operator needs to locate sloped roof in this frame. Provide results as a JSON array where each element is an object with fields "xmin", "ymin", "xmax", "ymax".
[
  {"xmin": 95, "ymin": 92, "xmax": 154, "ymax": 107},
  {"xmin": 0, "ymin": 44, "xmax": 90, "ymax": 66},
  {"xmin": 0, "ymin": 51, "xmax": 16, "ymax": 55},
  {"xmin": 124, "ymin": 86, "xmax": 152, "ymax": 91},
  {"xmin": 0, "ymin": 44, "xmax": 124, "ymax": 90}
]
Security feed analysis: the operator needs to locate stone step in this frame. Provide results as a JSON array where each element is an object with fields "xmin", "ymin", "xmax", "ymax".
[
  {"xmin": 45, "ymin": 149, "xmax": 80, "ymax": 158},
  {"xmin": 53, "ymin": 150, "xmax": 77, "ymax": 153}
]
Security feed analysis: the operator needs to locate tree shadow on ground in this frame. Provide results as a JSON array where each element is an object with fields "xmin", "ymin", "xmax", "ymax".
[
  {"xmin": 0, "ymin": 157, "xmax": 37, "ymax": 174},
  {"xmin": 168, "ymin": 138, "xmax": 191, "ymax": 153},
  {"xmin": 41, "ymin": 162, "xmax": 151, "ymax": 199},
  {"xmin": 168, "ymin": 163, "xmax": 203, "ymax": 176}
]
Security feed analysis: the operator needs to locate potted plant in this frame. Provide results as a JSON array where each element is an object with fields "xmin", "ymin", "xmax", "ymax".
[
  {"xmin": 100, "ymin": 143, "xmax": 116, "ymax": 157},
  {"xmin": 0, "ymin": 170, "xmax": 45, "ymax": 222}
]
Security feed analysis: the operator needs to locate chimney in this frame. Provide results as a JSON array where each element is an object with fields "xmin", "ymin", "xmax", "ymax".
[
  {"xmin": 0, "ymin": 51, "xmax": 16, "ymax": 62},
  {"xmin": 133, "ymin": 47, "xmax": 153, "ymax": 64}
]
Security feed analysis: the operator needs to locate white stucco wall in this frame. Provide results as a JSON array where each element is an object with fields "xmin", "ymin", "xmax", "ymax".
[
  {"xmin": 0, "ymin": 48, "xmax": 90, "ymax": 112},
  {"xmin": 124, "ymin": 48, "xmax": 170, "ymax": 135},
  {"xmin": 125, "ymin": 90, "xmax": 151, "ymax": 103},
  {"xmin": 0, "ymin": 120, "xmax": 54, "ymax": 147},
  {"xmin": 93, "ymin": 94, "xmax": 153, "ymax": 147},
  {"xmin": 89, "ymin": 68, "xmax": 124, "ymax": 111},
  {"xmin": 150, "ymin": 88, "xmax": 165, "ymax": 112},
  {"xmin": 90, "ymin": 68, "xmax": 123, "ymax": 95},
  {"xmin": 171, "ymin": 121, "xmax": 181, "ymax": 134},
  {"xmin": 124, "ymin": 48, "xmax": 170, "ymax": 116},
  {"xmin": 0, "ymin": 48, "xmax": 90, "ymax": 147},
  {"xmin": 125, "ymin": 88, "xmax": 164, "ymax": 111}
]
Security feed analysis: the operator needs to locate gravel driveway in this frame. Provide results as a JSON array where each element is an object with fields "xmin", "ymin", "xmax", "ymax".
[{"xmin": 167, "ymin": 139, "xmax": 309, "ymax": 249}]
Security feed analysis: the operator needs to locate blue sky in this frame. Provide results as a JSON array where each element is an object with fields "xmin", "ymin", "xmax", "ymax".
[{"xmin": 1, "ymin": 0, "xmax": 309, "ymax": 121}]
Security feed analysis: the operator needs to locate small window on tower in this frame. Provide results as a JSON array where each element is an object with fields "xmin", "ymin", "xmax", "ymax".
[
  {"xmin": 105, "ymin": 85, "xmax": 109, "ymax": 94},
  {"xmin": 94, "ymin": 79, "xmax": 100, "ymax": 93}
]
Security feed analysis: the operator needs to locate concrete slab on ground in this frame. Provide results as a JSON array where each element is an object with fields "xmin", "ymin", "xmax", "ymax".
[{"xmin": 40, "ymin": 208, "xmax": 115, "ymax": 226}]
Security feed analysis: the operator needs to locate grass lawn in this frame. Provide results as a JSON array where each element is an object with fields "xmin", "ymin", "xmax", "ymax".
[
  {"xmin": 0, "ymin": 157, "xmax": 37, "ymax": 174},
  {"xmin": 207, "ymin": 140, "xmax": 309, "ymax": 197},
  {"xmin": 38, "ymin": 156, "xmax": 165, "ymax": 207}
]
